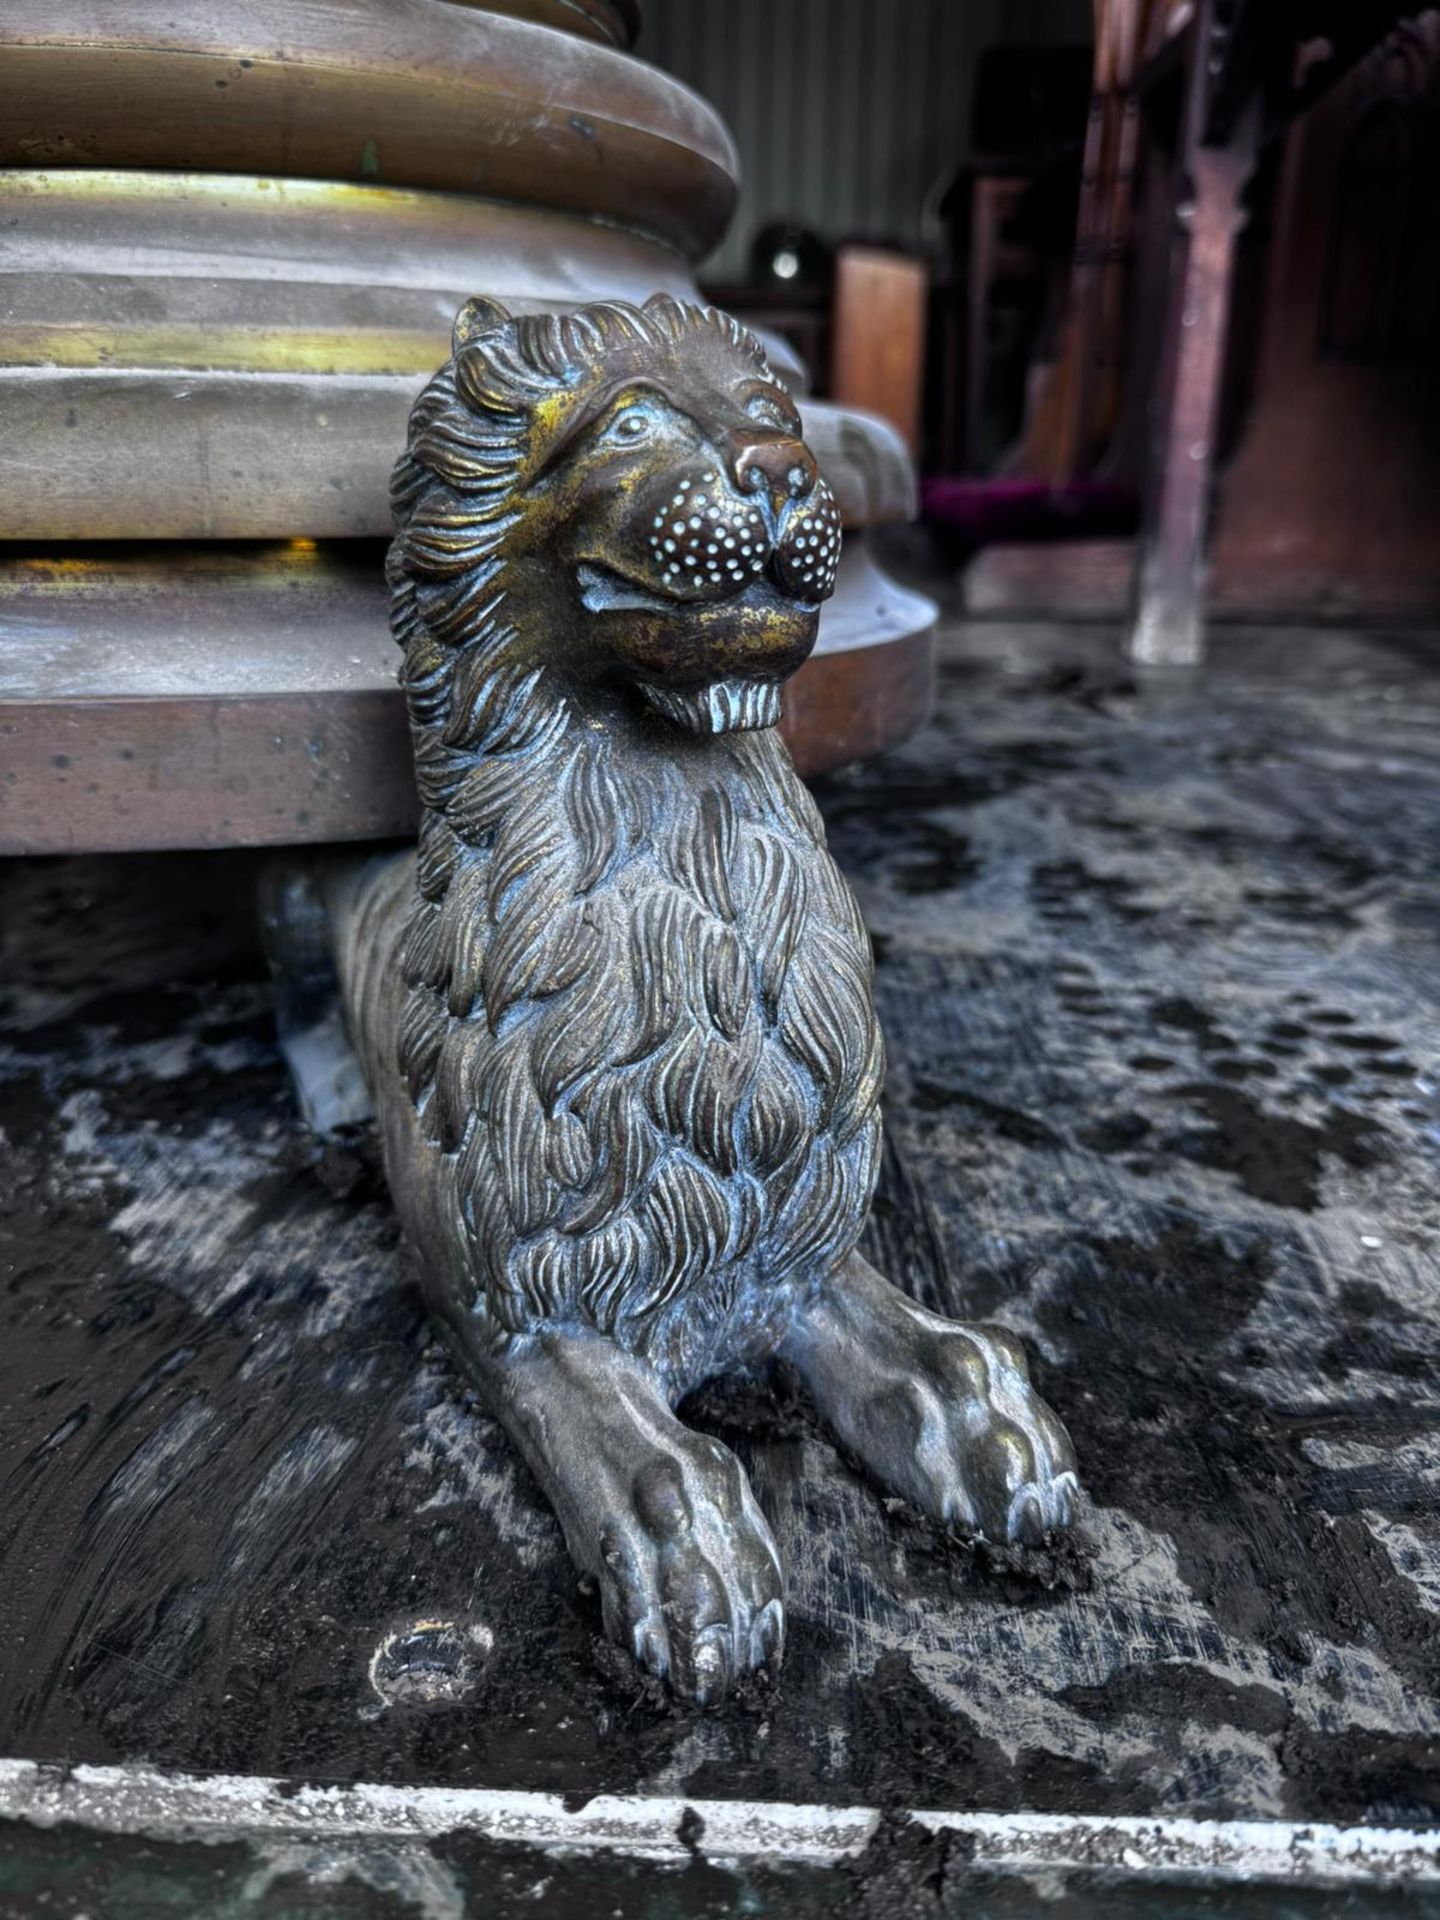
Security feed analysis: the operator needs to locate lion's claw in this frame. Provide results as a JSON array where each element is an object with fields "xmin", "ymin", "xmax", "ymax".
[{"xmin": 784, "ymin": 1252, "xmax": 1081, "ymax": 1545}]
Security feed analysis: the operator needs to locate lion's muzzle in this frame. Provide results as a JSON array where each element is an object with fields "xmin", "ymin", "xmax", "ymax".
[{"xmin": 642, "ymin": 472, "xmax": 842, "ymax": 609}]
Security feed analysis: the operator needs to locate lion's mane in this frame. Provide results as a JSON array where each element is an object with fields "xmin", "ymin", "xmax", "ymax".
[{"xmin": 381, "ymin": 297, "xmax": 882, "ymax": 1389}]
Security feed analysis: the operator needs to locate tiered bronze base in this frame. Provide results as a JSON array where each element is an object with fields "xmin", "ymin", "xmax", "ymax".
[{"xmin": 0, "ymin": 2, "xmax": 935, "ymax": 852}]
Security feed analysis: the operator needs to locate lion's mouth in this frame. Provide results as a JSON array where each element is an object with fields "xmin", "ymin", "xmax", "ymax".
[
  {"xmin": 577, "ymin": 562, "xmax": 693, "ymax": 615},
  {"xmin": 577, "ymin": 561, "xmax": 821, "ymax": 622}
]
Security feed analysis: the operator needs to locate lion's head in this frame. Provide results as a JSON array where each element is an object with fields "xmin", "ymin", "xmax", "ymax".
[{"xmin": 389, "ymin": 294, "xmax": 842, "ymax": 736}]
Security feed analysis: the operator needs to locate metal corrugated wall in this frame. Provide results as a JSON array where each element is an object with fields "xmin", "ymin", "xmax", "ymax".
[{"xmin": 641, "ymin": 0, "xmax": 1091, "ymax": 278}]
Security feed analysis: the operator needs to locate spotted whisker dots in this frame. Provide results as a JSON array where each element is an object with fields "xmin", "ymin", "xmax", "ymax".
[
  {"xmin": 638, "ymin": 461, "xmax": 843, "ymax": 602},
  {"xmin": 771, "ymin": 479, "xmax": 843, "ymax": 601}
]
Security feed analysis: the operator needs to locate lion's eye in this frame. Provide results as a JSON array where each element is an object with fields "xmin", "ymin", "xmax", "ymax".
[
  {"xmin": 605, "ymin": 405, "xmax": 652, "ymax": 444},
  {"xmin": 746, "ymin": 392, "xmax": 793, "ymax": 431}
]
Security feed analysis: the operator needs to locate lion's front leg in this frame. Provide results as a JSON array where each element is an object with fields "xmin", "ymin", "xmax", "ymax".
[
  {"xmin": 781, "ymin": 1251, "xmax": 1078, "ymax": 1544},
  {"xmin": 472, "ymin": 1329, "xmax": 784, "ymax": 1704}
]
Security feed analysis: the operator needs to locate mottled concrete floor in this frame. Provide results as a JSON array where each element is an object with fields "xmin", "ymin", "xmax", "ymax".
[{"xmin": 1, "ymin": 618, "xmax": 1439, "ymax": 1916}]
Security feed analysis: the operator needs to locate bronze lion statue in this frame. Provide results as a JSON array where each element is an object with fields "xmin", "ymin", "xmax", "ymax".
[{"xmin": 311, "ymin": 294, "xmax": 1077, "ymax": 1704}]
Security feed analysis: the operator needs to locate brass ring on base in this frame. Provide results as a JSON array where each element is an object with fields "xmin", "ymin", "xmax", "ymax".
[{"xmin": 0, "ymin": 539, "xmax": 935, "ymax": 853}]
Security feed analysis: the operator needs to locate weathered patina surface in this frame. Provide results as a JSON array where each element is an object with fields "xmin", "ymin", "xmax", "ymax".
[{"xmin": 318, "ymin": 296, "xmax": 1072, "ymax": 1703}]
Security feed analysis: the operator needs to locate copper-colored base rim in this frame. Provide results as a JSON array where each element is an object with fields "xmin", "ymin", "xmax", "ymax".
[
  {"xmin": 783, "ymin": 625, "xmax": 935, "ymax": 780},
  {"xmin": 1, "ymin": 628, "xmax": 935, "ymax": 855}
]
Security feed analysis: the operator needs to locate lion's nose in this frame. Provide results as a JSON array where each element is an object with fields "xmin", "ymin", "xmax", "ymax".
[{"xmin": 732, "ymin": 437, "xmax": 817, "ymax": 520}]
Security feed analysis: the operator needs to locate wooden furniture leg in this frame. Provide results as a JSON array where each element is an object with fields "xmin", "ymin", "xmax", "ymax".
[{"xmin": 1129, "ymin": 5, "xmax": 1257, "ymax": 667}]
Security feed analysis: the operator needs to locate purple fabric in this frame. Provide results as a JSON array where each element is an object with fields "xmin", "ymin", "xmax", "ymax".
[{"xmin": 921, "ymin": 475, "xmax": 1139, "ymax": 547}]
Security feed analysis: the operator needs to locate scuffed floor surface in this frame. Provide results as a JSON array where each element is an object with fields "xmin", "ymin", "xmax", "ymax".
[{"xmin": 2, "ymin": 621, "xmax": 1439, "ymax": 1913}]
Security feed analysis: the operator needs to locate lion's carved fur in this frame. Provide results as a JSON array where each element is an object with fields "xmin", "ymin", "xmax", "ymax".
[{"xmin": 349, "ymin": 299, "xmax": 883, "ymax": 1394}]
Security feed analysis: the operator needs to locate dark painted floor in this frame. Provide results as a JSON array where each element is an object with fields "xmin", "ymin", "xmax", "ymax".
[{"xmin": 2, "ymin": 620, "xmax": 1439, "ymax": 1914}]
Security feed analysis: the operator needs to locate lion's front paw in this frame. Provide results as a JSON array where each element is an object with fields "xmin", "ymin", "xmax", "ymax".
[
  {"xmin": 784, "ymin": 1254, "xmax": 1079, "ymax": 1546},
  {"xmin": 595, "ymin": 1434, "xmax": 785, "ymax": 1705},
  {"xmin": 869, "ymin": 1322, "xmax": 1078, "ymax": 1544}
]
